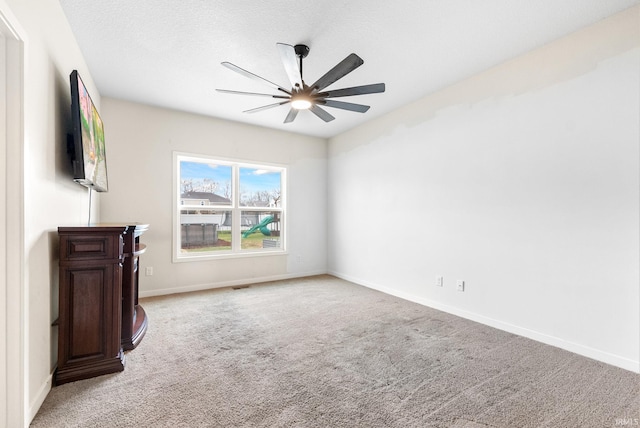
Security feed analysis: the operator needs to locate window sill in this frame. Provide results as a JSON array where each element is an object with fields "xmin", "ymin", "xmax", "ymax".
[{"xmin": 173, "ymin": 249, "xmax": 288, "ymax": 263}]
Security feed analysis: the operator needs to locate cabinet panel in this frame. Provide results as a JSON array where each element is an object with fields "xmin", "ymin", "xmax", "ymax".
[{"xmin": 68, "ymin": 268, "xmax": 105, "ymax": 358}]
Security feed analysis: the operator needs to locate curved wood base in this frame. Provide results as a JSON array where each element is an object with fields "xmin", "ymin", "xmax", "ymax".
[{"xmin": 122, "ymin": 305, "xmax": 148, "ymax": 351}]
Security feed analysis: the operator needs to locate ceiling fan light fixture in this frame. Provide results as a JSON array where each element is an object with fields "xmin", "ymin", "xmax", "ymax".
[
  {"xmin": 291, "ymin": 95, "xmax": 312, "ymax": 110},
  {"xmin": 218, "ymin": 42, "xmax": 385, "ymax": 123}
]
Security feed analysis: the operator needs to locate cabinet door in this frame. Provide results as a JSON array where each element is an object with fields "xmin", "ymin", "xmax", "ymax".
[{"xmin": 56, "ymin": 263, "xmax": 124, "ymax": 384}]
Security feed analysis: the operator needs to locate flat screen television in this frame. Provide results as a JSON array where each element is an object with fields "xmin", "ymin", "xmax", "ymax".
[{"xmin": 68, "ymin": 70, "xmax": 109, "ymax": 192}]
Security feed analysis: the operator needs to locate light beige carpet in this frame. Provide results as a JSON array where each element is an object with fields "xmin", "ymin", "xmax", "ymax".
[{"xmin": 31, "ymin": 275, "xmax": 639, "ymax": 427}]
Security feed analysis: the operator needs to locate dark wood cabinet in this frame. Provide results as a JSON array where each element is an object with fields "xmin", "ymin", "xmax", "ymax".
[
  {"xmin": 121, "ymin": 224, "xmax": 149, "ymax": 351},
  {"xmin": 55, "ymin": 224, "xmax": 149, "ymax": 385}
]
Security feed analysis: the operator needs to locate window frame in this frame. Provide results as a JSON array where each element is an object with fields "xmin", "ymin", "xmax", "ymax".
[{"xmin": 173, "ymin": 152, "xmax": 287, "ymax": 262}]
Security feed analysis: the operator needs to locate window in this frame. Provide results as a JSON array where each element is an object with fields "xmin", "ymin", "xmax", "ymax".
[{"xmin": 174, "ymin": 153, "xmax": 285, "ymax": 260}]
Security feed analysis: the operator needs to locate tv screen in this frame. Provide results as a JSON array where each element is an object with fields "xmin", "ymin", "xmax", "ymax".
[{"xmin": 69, "ymin": 70, "xmax": 108, "ymax": 192}]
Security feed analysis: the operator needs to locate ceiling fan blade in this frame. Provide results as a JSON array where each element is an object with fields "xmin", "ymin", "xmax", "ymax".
[
  {"xmin": 322, "ymin": 100, "xmax": 370, "ymax": 113},
  {"xmin": 243, "ymin": 100, "xmax": 290, "ymax": 114},
  {"xmin": 320, "ymin": 83, "xmax": 386, "ymax": 98},
  {"xmin": 277, "ymin": 43, "xmax": 302, "ymax": 90},
  {"xmin": 216, "ymin": 89, "xmax": 289, "ymax": 99},
  {"xmin": 283, "ymin": 108, "xmax": 299, "ymax": 123},
  {"xmin": 222, "ymin": 62, "xmax": 291, "ymax": 95},
  {"xmin": 309, "ymin": 104, "xmax": 335, "ymax": 122},
  {"xmin": 310, "ymin": 53, "xmax": 364, "ymax": 92}
]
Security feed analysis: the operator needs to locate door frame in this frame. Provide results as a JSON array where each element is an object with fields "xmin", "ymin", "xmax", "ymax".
[{"xmin": 0, "ymin": 2, "xmax": 26, "ymax": 427}]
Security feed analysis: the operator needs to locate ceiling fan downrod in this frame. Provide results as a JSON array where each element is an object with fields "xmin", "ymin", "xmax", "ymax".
[{"xmin": 294, "ymin": 44, "xmax": 310, "ymax": 88}]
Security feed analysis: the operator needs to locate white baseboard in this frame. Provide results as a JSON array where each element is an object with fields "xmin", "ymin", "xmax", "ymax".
[
  {"xmin": 139, "ymin": 270, "xmax": 328, "ymax": 298},
  {"xmin": 329, "ymin": 270, "xmax": 640, "ymax": 374},
  {"xmin": 28, "ymin": 373, "xmax": 52, "ymax": 425}
]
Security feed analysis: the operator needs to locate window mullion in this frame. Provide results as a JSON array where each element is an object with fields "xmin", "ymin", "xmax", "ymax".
[{"xmin": 232, "ymin": 165, "xmax": 241, "ymax": 252}]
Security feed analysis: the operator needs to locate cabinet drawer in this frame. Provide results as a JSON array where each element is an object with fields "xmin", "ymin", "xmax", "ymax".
[{"xmin": 59, "ymin": 233, "xmax": 123, "ymax": 262}]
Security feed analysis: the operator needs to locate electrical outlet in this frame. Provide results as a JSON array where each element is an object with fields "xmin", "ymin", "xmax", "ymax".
[
  {"xmin": 145, "ymin": 267, "xmax": 153, "ymax": 276},
  {"xmin": 457, "ymin": 280, "xmax": 465, "ymax": 292},
  {"xmin": 436, "ymin": 276, "xmax": 444, "ymax": 287}
]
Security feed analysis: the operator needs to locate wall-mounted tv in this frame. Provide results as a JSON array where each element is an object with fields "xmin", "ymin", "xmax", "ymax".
[{"xmin": 68, "ymin": 70, "xmax": 108, "ymax": 192}]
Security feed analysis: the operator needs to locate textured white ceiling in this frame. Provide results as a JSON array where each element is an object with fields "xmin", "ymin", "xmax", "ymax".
[{"xmin": 59, "ymin": 0, "xmax": 639, "ymax": 139}]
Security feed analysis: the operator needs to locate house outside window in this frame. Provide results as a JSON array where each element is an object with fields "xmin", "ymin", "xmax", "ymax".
[{"xmin": 174, "ymin": 153, "xmax": 286, "ymax": 261}]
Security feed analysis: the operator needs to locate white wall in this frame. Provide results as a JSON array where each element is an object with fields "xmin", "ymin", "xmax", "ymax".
[
  {"xmin": 328, "ymin": 8, "xmax": 640, "ymax": 372},
  {"xmin": 3, "ymin": 0, "xmax": 103, "ymax": 425},
  {"xmin": 99, "ymin": 99, "xmax": 327, "ymax": 296}
]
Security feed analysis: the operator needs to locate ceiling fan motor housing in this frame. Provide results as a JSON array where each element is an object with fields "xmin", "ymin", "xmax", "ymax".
[{"xmin": 294, "ymin": 44, "xmax": 310, "ymax": 58}]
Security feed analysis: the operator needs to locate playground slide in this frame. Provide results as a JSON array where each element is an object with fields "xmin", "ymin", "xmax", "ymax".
[{"xmin": 242, "ymin": 215, "xmax": 274, "ymax": 238}]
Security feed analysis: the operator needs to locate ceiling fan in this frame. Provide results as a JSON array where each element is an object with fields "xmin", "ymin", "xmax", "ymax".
[{"xmin": 216, "ymin": 43, "xmax": 385, "ymax": 123}]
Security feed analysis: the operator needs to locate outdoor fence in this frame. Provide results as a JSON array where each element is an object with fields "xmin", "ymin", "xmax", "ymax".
[{"xmin": 181, "ymin": 223, "xmax": 218, "ymax": 248}]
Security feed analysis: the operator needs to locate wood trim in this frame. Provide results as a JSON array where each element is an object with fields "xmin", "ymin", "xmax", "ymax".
[{"xmin": 0, "ymin": 2, "xmax": 26, "ymax": 426}]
